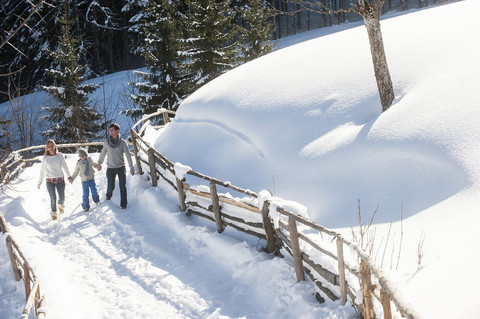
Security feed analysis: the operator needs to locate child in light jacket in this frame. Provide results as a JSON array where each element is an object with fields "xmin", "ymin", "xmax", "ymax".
[{"xmin": 70, "ymin": 148, "xmax": 100, "ymax": 212}]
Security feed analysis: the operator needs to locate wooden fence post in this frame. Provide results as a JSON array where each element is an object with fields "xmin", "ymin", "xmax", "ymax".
[
  {"xmin": 23, "ymin": 263, "xmax": 31, "ymax": 302},
  {"xmin": 37, "ymin": 295, "xmax": 47, "ymax": 319},
  {"xmin": 288, "ymin": 216, "xmax": 305, "ymax": 282},
  {"xmin": 22, "ymin": 280, "xmax": 38, "ymax": 319},
  {"xmin": 162, "ymin": 111, "xmax": 170, "ymax": 124},
  {"xmin": 176, "ymin": 178, "xmax": 187, "ymax": 211},
  {"xmin": 0, "ymin": 214, "xmax": 8, "ymax": 234},
  {"xmin": 130, "ymin": 130, "xmax": 143, "ymax": 175},
  {"xmin": 0, "ymin": 166, "xmax": 7, "ymax": 184},
  {"xmin": 336, "ymin": 236, "xmax": 348, "ymax": 306},
  {"xmin": 380, "ymin": 288, "xmax": 393, "ymax": 319},
  {"xmin": 6, "ymin": 238, "xmax": 22, "ymax": 281},
  {"xmin": 147, "ymin": 148, "xmax": 158, "ymax": 187},
  {"xmin": 209, "ymin": 181, "xmax": 224, "ymax": 233},
  {"xmin": 35, "ymin": 284, "xmax": 42, "ymax": 318},
  {"xmin": 261, "ymin": 201, "xmax": 276, "ymax": 253},
  {"xmin": 360, "ymin": 260, "xmax": 376, "ymax": 319}
]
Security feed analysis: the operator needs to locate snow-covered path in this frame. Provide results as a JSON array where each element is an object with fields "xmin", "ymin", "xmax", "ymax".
[{"xmin": 1, "ymin": 154, "xmax": 353, "ymax": 319}]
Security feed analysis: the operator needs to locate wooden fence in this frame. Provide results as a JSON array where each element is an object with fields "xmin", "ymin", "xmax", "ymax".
[
  {"xmin": 0, "ymin": 142, "xmax": 104, "ymax": 186},
  {"xmin": 0, "ymin": 212, "xmax": 46, "ymax": 319},
  {"xmin": 0, "ymin": 141, "xmax": 104, "ymax": 319},
  {"xmin": 130, "ymin": 109, "xmax": 421, "ymax": 319},
  {"xmin": 0, "ymin": 108, "xmax": 421, "ymax": 319}
]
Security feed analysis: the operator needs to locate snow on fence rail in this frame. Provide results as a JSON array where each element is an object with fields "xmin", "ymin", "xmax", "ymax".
[{"xmin": 130, "ymin": 109, "xmax": 421, "ymax": 319}]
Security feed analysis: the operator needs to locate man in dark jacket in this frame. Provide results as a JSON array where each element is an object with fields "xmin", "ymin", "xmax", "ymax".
[{"xmin": 98, "ymin": 123, "xmax": 134, "ymax": 209}]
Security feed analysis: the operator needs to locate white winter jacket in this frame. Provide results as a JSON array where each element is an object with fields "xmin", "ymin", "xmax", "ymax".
[{"xmin": 38, "ymin": 153, "xmax": 71, "ymax": 185}]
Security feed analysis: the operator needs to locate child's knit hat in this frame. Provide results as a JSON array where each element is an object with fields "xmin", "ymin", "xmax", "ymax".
[{"xmin": 78, "ymin": 148, "xmax": 88, "ymax": 158}]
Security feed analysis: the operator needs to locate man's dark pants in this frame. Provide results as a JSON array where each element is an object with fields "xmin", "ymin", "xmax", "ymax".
[{"xmin": 106, "ymin": 166, "xmax": 127, "ymax": 208}]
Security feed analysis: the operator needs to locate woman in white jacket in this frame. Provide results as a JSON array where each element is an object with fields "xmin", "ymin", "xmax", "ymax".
[{"xmin": 37, "ymin": 139, "xmax": 72, "ymax": 220}]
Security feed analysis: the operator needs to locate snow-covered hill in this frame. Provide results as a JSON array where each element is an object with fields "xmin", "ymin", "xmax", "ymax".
[{"xmin": 153, "ymin": 0, "xmax": 480, "ymax": 318}]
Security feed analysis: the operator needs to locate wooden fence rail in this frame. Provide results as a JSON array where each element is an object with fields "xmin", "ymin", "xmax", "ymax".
[
  {"xmin": 130, "ymin": 109, "xmax": 421, "ymax": 319},
  {"xmin": 0, "ymin": 142, "xmax": 104, "ymax": 186}
]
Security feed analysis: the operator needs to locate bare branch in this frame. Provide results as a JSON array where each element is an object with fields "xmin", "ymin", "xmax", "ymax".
[
  {"xmin": 0, "ymin": 65, "xmax": 26, "ymax": 78},
  {"xmin": 278, "ymin": 0, "xmax": 356, "ymax": 17},
  {"xmin": 0, "ymin": 0, "xmax": 45, "ymax": 50},
  {"xmin": 0, "ymin": 0, "xmax": 55, "ymax": 79},
  {"xmin": 417, "ymin": 232, "xmax": 426, "ymax": 267},
  {"xmin": 6, "ymin": 41, "xmax": 28, "ymax": 58},
  {"xmin": 395, "ymin": 203, "xmax": 404, "ymax": 270}
]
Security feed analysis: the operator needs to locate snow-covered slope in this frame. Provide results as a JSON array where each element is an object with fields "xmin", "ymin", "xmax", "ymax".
[{"xmin": 153, "ymin": 1, "xmax": 480, "ymax": 318}]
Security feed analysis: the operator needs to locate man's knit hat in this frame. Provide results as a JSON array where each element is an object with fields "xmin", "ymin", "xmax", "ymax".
[{"xmin": 78, "ymin": 148, "xmax": 88, "ymax": 158}]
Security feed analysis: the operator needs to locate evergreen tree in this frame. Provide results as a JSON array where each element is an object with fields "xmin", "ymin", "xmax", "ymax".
[
  {"xmin": 130, "ymin": 0, "xmax": 186, "ymax": 118},
  {"xmin": 183, "ymin": 0, "xmax": 242, "ymax": 89},
  {"xmin": 238, "ymin": 0, "xmax": 276, "ymax": 62},
  {"xmin": 42, "ymin": 1, "xmax": 101, "ymax": 143},
  {"xmin": 85, "ymin": 0, "xmax": 146, "ymax": 75}
]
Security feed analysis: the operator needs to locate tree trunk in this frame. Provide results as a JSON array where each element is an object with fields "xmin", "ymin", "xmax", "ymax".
[
  {"xmin": 363, "ymin": 15, "xmax": 394, "ymax": 111},
  {"xmin": 276, "ymin": 0, "xmax": 283, "ymax": 38},
  {"xmin": 107, "ymin": 31, "xmax": 114, "ymax": 72},
  {"xmin": 121, "ymin": 0, "xmax": 131, "ymax": 70},
  {"xmin": 88, "ymin": 4, "xmax": 100, "ymax": 75},
  {"xmin": 297, "ymin": 4, "xmax": 301, "ymax": 29}
]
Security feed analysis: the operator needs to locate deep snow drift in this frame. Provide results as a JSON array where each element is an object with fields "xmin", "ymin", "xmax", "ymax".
[{"xmin": 153, "ymin": 1, "xmax": 480, "ymax": 318}]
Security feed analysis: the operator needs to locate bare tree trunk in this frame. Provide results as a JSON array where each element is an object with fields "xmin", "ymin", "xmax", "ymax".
[
  {"xmin": 284, "ymin": 0, "xmax": 396, "ymax": 111},
  {"xmin": 277, "ymin": 0, "xmax": 283, "ymax": 38},
  {"xmin": 322, "ymin": 0, "xmax": 328, "ymax": 27},
  {"xmin": 90, "ymin": 7, "xmax": 101, "ymax": 75},
  {"xmin": 107, "ymin": 31, "xmax": 114, "ymax": 72},
  {"xmin": 307, "ymin": 9, "xmax": 311, "ymax": 30},
  {"xmin": 271, "ymin": 0, "xmax": 278, "ymax": 40},
  {"xmin": 121, "ymin": 0, "xmax": 131, "ymax": 70},
  {"xmin": 359, "ymin": 1, "xmax": 394, "ymax": 111},
  {"xmin": 297, "ymin": 4, "xmax": 302, "ymax": 29}
]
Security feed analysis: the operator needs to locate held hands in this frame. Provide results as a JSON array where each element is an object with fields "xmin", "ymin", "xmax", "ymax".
[
  {"xmin": 37, "ymin": 184, "xmax": 41, "ymax": 189},
  {"xmin": 68, "ymin": 176, "xmax": 73, "ymax": 184},
  {"xmin": 89, "ymin": 164, "xmax": 130, "ymax": 174}
]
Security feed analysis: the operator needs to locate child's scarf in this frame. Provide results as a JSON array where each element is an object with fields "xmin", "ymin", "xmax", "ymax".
[{"xmin": 81, "ymin": 158, "xmax": 89, "ymax": 177}]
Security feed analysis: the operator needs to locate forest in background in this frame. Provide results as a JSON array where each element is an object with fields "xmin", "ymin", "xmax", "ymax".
[
  {"xmin": 0, "ymin": 0, "xmax": 452, "ymax": 103},
  {"xmin": 0, "ymin": 0, "xmax": 454, "ymax": 152}
]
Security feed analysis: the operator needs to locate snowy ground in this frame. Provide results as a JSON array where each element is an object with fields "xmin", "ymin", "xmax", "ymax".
[{"xmin": 0, "ymin": 153, "xmax": 354, "ymax": 319}]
